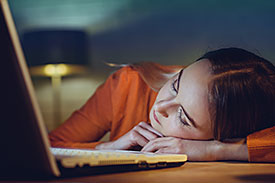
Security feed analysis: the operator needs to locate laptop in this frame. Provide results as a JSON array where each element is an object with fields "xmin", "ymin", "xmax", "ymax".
[{"xmin": 0, "ymin": 0, "xmax": 187, "ymax": 178}]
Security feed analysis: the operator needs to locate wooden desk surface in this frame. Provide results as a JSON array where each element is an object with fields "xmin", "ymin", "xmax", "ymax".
[{"xmin": 1, "ymin": 162, "xmax": 275, "ymax": 183}]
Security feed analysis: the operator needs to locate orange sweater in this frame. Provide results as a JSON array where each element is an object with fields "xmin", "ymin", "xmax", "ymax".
[{"xmin": 49, "ymin": 66, "xmax": 275, "ymax": 162}]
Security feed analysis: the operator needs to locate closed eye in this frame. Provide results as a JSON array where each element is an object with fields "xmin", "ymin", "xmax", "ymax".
[
  {"xmin": 171, "ymin": 79, "xmax": 178, "ymax": 93},
  {"xmin": 178, "ymin": 107, "xmax": 190, "ymax": 126},
  {"xmin": 171, "ymin": 69, "xmax": 183, "ymax": 94}
]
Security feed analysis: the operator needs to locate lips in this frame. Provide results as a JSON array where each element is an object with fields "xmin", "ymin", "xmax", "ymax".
[{"xmin": 153, "ymin": 110, "xmax": 161, "ymax": 125}]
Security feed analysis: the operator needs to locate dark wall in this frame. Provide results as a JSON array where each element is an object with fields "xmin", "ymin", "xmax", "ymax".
[{"xmin": 9, "ymin": 0, "xmax": 275, "ymax": 70}]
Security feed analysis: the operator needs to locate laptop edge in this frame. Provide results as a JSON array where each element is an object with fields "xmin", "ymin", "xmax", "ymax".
[{"xmin": 0, "ymin": 0, "xmax": 60, "ymax": 177}]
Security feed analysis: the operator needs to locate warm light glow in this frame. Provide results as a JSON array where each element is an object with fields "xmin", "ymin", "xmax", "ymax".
[
  {"xmin": 29, "ymin": 64, "xmax": 87, "ymax": 77},
  {"xmin": 44, "ymin": 64, "xmax": 68, "ymax": 76}
]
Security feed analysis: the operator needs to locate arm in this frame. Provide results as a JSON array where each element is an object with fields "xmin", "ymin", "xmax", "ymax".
[
  {"xmin": 49, "ymin": 68, "xmax": 122, "ymax": 149},
  {"xmin": 49, "ymin": 65, "xmax": 160, "ymax": 149},
  {"xmin": 141, "ymin": 137, "xmax": 248, "ymax": 161},
  {"xmin": 142, "ymin": 126, "xmax": 275, "ymax": 162},
  {"xmin": 215, "ymin": 139, "xmax": 248, "ymax": 161},
  {"xmin": 247, "ymin": 126, "xmax": 275, "ymax": 162},
  {"xmin": 206, "ymin": 126, "xmax": 275, "ymax": 162}
]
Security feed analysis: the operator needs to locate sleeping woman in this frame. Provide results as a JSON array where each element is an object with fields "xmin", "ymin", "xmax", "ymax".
[{"xmin": 49, "ymin": 47, "xmax": 275, "ymax": 162}]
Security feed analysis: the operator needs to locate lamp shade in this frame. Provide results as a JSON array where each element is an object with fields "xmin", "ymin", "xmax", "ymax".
[{"xmin": 22, "ymin": 30, "xmax": 89, "ymax": 67}]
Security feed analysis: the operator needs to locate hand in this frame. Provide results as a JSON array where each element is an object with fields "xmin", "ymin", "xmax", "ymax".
[
  {"xmin": 141, "ymin": 137, "xmax": 248, "ymax": 161},
  {"xmin": 95, "ymin": 122, "xmax": 163, "ymax": 150}
]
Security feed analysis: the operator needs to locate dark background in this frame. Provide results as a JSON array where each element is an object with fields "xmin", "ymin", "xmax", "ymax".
[{"xmin": 9, "ymin": 0, "xmax": 275, "ymax": 70}]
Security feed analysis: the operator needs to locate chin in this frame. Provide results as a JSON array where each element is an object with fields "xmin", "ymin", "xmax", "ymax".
[
  {"xmin": 149, "ymin": 110, "xmax": 163, "ymax": 134},
  {"xmin": 149, "ymin": 112, "xmax": 158, "ymax": 129},
  {"xmin": 151, "ymin": 120, "xmax": 163, "ymax": 134}
]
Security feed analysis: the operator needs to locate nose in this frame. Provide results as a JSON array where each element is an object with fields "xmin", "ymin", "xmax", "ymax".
[{"xmin": 155, "ymin": 98, "xmax": 178, "ymax": 118}]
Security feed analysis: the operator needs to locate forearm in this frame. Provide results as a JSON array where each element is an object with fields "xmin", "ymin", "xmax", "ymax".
[
  {"xmin": 213, "ymin": 139, "xmax": 248, "ymax": 161},
  {"xmin": 95, "ymin": 141, "xmax": 115, "ymax": 150}
]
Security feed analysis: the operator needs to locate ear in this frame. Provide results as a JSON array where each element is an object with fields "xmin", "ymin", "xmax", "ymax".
[{"xmin": 131, "ymin": 62, "xmax": 185, "ymax": 92}]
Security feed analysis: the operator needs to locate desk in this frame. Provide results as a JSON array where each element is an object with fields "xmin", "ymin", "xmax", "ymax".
[{"xmin": 1, "ymin": 162, "xmax": 275, "ymax": 183}]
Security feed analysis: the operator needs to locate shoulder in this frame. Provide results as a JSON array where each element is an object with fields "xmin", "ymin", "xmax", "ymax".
[
  {"xmin": 129, "ymin": 62, "xmax": 184, "ymax": 91},
  {"xmin": 108, "ymin": 62, "xmax": 184, "ymax": 91},
  {"xmin": 102, "ymin": 65, "xmax": 150, "ymax": 99},
  {"xmin": 112, "ymin": 65, "xmax": 141, "ymax": 79},
  {"xmin": 108, "ymin": 65, "xmax": 146, "ymax": 88}
]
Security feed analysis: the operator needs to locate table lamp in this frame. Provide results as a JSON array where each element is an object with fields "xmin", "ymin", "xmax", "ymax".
[{"xmin": 22, "ymin": 30, "xmax": 89, "ymax": 125}]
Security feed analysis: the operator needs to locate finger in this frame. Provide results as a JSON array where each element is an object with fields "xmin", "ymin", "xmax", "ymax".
[
  {"xmin": 129, "ymin": 130, "xmax": 149, "ymax": 147},
  {"xmin": 138, "ymin": 122, "xmax": 164, "ymax": 137},
  {"xmin": 155, "ymin": 147, "xmax": 173, "ymax": 154},
  {"xmin": 141, "ymin": 137, "xmax": 172, "ymax": 152},
  {"xmin": 133, "ymin": 125, "xmax": 160, "ymax": 141}
]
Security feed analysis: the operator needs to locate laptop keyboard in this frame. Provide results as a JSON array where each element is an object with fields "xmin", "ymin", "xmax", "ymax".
[
  {"xmin": 51, "ymin": 147, "xmax": 154, "ymax": 168},
  {"xmin": 51, "ymin": 147, "xmax": 107, "ymax": 157},
  {"xmin": 50, "ymin": 147, "xmax": 187, "ymax": 168},
  {"xmin": 51, "ymin": 147, "xmax": 150, "ymax": 158}
]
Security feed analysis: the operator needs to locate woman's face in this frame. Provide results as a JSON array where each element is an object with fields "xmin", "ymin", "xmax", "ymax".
[{"xmin": 150, "ymin": 59, "xmax": 214, "ymax": 140}]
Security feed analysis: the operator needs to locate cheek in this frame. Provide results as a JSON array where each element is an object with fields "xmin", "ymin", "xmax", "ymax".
[
  {"xmin": 162, "ymin": 124, "xmax": 193, "ymax": 139},
  {"xmin": 163, "ymin": 126, "xmax": 208, "ymax": 140},
  {"xmin": 158, "ymin": 115, "xmax": 191, "ymax": 138},
  {"xmin": 160, "ymin": 118, "xmax": 212, "ymax": 140}
]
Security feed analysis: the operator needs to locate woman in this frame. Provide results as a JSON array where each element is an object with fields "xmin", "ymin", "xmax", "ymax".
[{"xmin": 49, "ymin": 47, "xmax": 275, "ymax": 162}]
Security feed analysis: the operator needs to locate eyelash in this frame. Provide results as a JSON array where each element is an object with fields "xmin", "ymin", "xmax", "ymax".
[
  {"xmin": 171, "ymin": 79, "xmax": 178, "ymax": 94},
  {"xmin": 178, "ymin": 107, "xmax": 190, "ymax": 126},
  {"xmin": 171, "ymin": 76, "xmax": 189, "ymax": 126}
]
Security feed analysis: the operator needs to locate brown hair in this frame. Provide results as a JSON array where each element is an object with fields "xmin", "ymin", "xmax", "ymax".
[{"xmin": 198, "ymin": 48, "xmax": 275, "ymax": 140}]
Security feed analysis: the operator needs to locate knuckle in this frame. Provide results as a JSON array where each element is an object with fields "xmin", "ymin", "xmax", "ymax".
[
  {"xmin": 150, "ymin": 140, "xmax": 158, "ymax": 146},
  {"xmin": 175, "ymin": 147, "xmax": 181, "ymax": 154},
  {"xmin": 133, "ymin": 126, "xmax": 140, "ymax": 131},
  {"xmin": 129, "ymin": 131, "xmax": 137, "ymax": 140},
  {"xmin": 167, "ymin": 137, "xmax": 173, "ymax": 141},
  {"xmin": 132, "ymin": 135, "xmax": 138, "ymax": 142},
  {"xmin": 139, "ymin": 121, "xmax": 146, "ymax": 126},
  {"xmin": 172, "ymin": 138, "xmax": 179, "ymax": 144},
  {"xmin": 179, "ymin": 142, "xmax": 185, "ymax": 149},
  {"xmin": 150, "ymin": 134, "xmax": 158, "ymax": 139}
]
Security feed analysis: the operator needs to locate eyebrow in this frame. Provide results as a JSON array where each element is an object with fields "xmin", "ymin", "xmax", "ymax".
[
  {"xmin": 176, "ymin": 69, "xmax": 184, "ymax": 91},
  {"xmin": 177, "ymin": 69, "xmax": 197, "ymax": 128}
]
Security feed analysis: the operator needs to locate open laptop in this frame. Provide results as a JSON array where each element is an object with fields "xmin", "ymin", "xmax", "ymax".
[{"xmin": 0, "ymin": 0, "xmax": 187, "ymax": 178}]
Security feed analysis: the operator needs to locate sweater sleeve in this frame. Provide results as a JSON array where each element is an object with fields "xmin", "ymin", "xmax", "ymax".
[
  {"xmin": 247, "ymin": 126, "xmax": 275, "ymax": 162},
  {"xmin": 49, "ymin": 67, "xmax": 127, "ymax": 149}
]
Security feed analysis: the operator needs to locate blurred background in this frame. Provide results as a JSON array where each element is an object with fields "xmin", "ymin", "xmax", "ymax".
[{"xmin": 9, "ymin": 0, "xmax": 275, "ymax": 132}]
